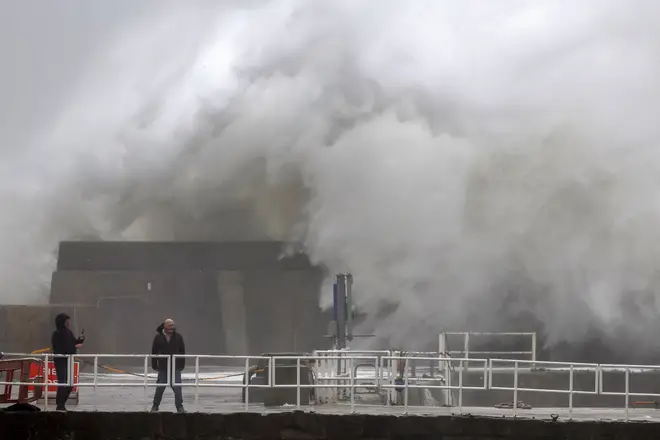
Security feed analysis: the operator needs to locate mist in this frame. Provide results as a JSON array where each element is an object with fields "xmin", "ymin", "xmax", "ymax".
[{"xmin": 3, "ymin": 0, "xmax": 660, "ymax": 355}]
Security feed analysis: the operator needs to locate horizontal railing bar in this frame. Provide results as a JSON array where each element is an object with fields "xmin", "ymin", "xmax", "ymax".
[{"xmin": 442, "ymin": 332, "xmax": 537, "ymax": 336}]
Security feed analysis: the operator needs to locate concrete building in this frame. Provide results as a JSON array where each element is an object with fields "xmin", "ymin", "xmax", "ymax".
[{"xmin": 0, "ymin": 241, "xmax": 328, "ymax": 356}]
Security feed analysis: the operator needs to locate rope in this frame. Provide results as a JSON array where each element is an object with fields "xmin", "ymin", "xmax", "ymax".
[{"xmin": 28, "ymin": 348, "xmax": 262, "ymax": 381}]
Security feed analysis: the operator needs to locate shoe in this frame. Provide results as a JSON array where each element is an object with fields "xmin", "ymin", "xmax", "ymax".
[
  {"xmin": 176, "ymin": 407, "xmax": 186, "ymax": 414},
  {"xmin": 150, "ymin": 405, "xmax": 159, "ymax": 412},
  {"xmin": 55, "ymin": 406, "xmax": 67, "ymax": 412}
]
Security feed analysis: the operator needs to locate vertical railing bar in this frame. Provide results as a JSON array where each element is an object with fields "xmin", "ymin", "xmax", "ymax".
[
  {"xmin": 195, "ymin": 356, "xmax": 200, "ymax": 410},
  {"xmin": 568, "ymin": 364, "xmax": 574, "ymax": 419},
  {"xmin": 350, "ymin": 357, "xmax": 355, "ymax": 413},
  {"xmin": 464, "ymin": 334, "xmax": 470, "ymax": 360},
  {"xmin": 458, "ymin": 359, "xmax": 463, "ymax": 413},
  {"xmin": 484, "ymin": 359, "xmax": 488, "ymax": 390},
  {"xmin": 296, "ymin": 358, "xmax": 301, "ymax": 410},
  {"xmin": 143, "ymin": 355, "xmax": 149, "ymax": 410},
  {"xmin": 512, "ymin": 360, "xmax": 518, "ymax": 417},
  {"xmin": 244, "ymin": 357, "xmax": 250, "ymax": 412},
  {"xmin": 624, "ymin": 368, "xmax": 630, "ymax": 422},
  {"xmin": 404, "ymin": 362, "xmax": 409, "ymax": 414},
  {"xmin": 43, "ymin": 354, "xmax": 49, "ymax": 411},
  {"xmin": 93, "ymin": 355, "xmax": 98, "ymax": 411}
]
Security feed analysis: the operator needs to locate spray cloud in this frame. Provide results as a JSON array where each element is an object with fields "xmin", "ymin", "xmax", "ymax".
[{"xmin": 3, "ymin": 0, "xmax": 660, "ymax": 354}]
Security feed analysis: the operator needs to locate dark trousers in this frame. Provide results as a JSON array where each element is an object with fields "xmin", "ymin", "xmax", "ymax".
[
  {"xmin": 54, "ymin": 360, "xmax": 72, "ymax": 409},
  {"xmin": 152, "ymin": 369, "xmax": 183, "ymax": 409}
]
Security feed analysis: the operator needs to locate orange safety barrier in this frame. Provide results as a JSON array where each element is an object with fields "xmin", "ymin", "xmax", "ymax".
[
  {"xmin": 27, "ymin": 361, "xmax": 80, "ymax": 402},
  {"xmin": 0, "ymin": 358, "xmax": 44, "ymax": 404}
]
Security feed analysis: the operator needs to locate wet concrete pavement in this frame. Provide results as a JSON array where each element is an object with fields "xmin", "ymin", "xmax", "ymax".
[{"xmin": 3, "ymin": 371, "xmax": 660, "ymax": 422}]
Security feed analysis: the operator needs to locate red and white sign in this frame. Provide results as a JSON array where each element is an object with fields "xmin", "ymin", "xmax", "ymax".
[{"xmin": 28, "ymin": 361, "xmax": 80, "ymax": 394}]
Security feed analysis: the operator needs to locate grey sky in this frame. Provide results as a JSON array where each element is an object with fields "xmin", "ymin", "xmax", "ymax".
[{"xmin": 0, "ymin": 1, "xmax": 155, "ymax": 149}]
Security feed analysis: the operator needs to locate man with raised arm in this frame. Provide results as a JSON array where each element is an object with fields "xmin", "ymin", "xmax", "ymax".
[{"xmin": 150, "ymin": 318, "xmax": 186, "ymax": 413}]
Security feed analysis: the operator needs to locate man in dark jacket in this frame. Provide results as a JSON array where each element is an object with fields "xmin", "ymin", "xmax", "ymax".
[
  {"xmin": 151, "ymin": 318, "xmax": 186, "ymax": 412},
  {"xmin": 51, "ymin": 313, "xmax": 85, "ymax": 411}
]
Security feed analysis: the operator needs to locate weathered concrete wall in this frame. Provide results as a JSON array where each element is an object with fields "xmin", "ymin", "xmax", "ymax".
[
  {"xmin": 0, "ymin": 305, "xmax": 97, "ymax": 354},
  {"xmin": 0, "ymin": 411, "xmax": 656, "ymax": 440},
  {"xmin": 55, "ymin": 241, "xmax": 313, "ymax": 271},
  {"xmin": 47, "ymin": 241, "xmax": 328, "ymax": 357}
]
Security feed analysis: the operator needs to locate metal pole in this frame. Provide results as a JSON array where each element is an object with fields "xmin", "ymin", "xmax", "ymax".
[
  {"xmin": 349, "ymin": 357, "xmax": 355, "ymax": 413},
  {"xmin": 143, "ymin": 355, "xmax": 149, "ymax": 410},
  {"xmin": 513, "ymin": 361, "xmax": 518, "ymax": 417},
  {"xmin": 69, "ymin": 354, "xmax": 74, "ymax": 392},
  {"xmin": 386, "ymin": 357, "xmax": 392, "ymax": 406},
  {"xmin": 458, "ymin": 360, "xmax": 463, "ymax": 413},
  {"xmin": 196, "ymin": 357, "xmax": 201, "ymax": 410},
  {"xmin": 244, "ymin": 358, "xmax": 250, "ymax": 412},
  {"xmin": 93, "ymin": 356, "xmax": 98, "ymax": 411},
  {"xmin": 404, "ymin": 374, "xmax": 409, "ymax": 413},
  {"xmin": 568, "ymin": 364, "xmax": 574, "ymax": 419},
  {"xmin": 346, "ymin": 274, "xmax": 353, "ymax": 343},
  {"xmin": 296, "ymin": 358, "xmax": 301, "ymax": 410},
  {"xmin": 624, "ymin": 368, "xmax": 630, "ymax": 421},
  {"xmin": 445, "ymin": 357, "xmax": 452, "ymax": 406},
  {"xmin": 43, "ymin": 354, "xmax": 49, "ymax": 411},
  {"xmin": 335, "ymin": 275, "xmax": 347, "ymax": 350}
]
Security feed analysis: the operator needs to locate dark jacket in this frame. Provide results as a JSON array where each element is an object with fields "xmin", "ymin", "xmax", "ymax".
[
  {"xmin": 51, "ymin": 313, "xmax": 83, "ymax": 364},
  {"xmin": 151, "ymin": 323, "xmax": 186, "ymax": 371}
]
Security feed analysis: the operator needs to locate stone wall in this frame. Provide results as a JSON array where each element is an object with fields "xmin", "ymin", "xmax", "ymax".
[{"xmin": 1, "ymin": 411, "xmax": 656, "ymax": 440}]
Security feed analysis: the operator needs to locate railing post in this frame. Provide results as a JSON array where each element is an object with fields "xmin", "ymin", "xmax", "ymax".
[
  {"xmin": 376, "ymin": 355, "xmax": 382, "ymax": 392},
  {"xmin": 445, "ymin": 356, "xmax": 452, "ymax": 407},
  {"xmin": 568, "ymin": 364, "xmax": 574, "ymax": 419},
  {"xmin": 512, "ymin": 360, "xmax": 518, "ymax": 417},
  {"xmin": 167, "ymin": 356, "xmax": 172, "ymax": 387},
  {"xmin": 196, "ymin": 356, "xmax": 201, "ymax": 410},
  {"xmin": 387, "ymin": 357, "xmax": 392, "ymax": 406},
  {"xmin": 483, "ymin": 359, "xmax": 488, "ymax": 390},
  {"xmin": 143, "ymin": 355, "xmax": 149, "ymax": 410},
  {"xmin": 464, "ymin": 333, "xmax": 470, "ymax": 360},
  {"xmin": 296, "ymin": 358, "xmax": 301, "ymax": 410},
  {"xmin": 349, "ymin": 357, "xmax": 355, "ymax": 413},
  {"xmin": 458, "ymin": 359, "xmax": 463, "ymax": 413},
  {"xmin": 531, "ymin": 333, "xmax": 537, "ymax": 363},
  {"xmin": 93, "ymin": 355, "xmax": 98, "ymax": 411},
  {"xmin": 69, "ymin": 354, "xmax": 74, "ymax": 390},
  {"xmin": 244, "ymin": 357, "xmax": 250, "ymax": 412},
  {"xmin": 439, "ymin": 333, "xmax": 446, "ymax": 355},
  {"xmin": 624, "ymin": 368, "xmax": 630, "ymax": 422},
  {"xmin": 43, "ymin": 354, "xmax": 49, "ymax": 411},
  {"xmin": 404, "ymin": 372, "xmax": 409, "ymax": 414}
]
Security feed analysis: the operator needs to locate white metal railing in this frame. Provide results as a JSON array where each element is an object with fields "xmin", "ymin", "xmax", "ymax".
[
  {"xmin": 3, "ymin": 351, "xmax": 660, "ymax": 421},
  {"xmin": 439, "ymin": 332, "xmax": 537, "ymax": 361},
  {"xmin": 488, "ymin": 358, "xmax": 599, "ymax": 419},
  {"xmin": 0, "ymin": 354, "xmax": 172, "ymax": 410}
]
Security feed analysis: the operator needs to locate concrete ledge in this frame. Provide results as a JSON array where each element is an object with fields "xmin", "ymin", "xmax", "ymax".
[{"xmin": 1, "ymin": 411, "xmax": 658, "ymax": 440}]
